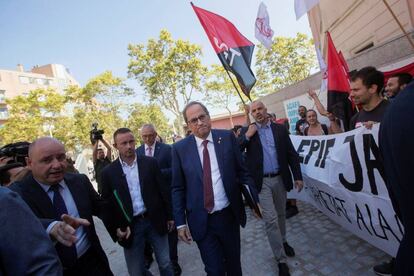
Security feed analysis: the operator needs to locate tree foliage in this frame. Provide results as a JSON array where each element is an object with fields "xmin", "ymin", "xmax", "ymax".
[
  {"xmin": 127, "ymin": 29, "xmax": 206, "ymax": 135},
  {"xmin": 255, "ymin": 33, "xmax": 317, "ymax": 94},
  {"xmin": 125, "ymin": 103, "xmax": 171, "ymax": 143}
]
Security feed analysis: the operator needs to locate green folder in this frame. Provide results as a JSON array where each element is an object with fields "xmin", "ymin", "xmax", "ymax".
[{"xmin": 113, "ymin": 190, "xmax": 132, "ymax": 223}]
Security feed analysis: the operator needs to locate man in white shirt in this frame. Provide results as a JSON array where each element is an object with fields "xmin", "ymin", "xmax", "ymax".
[{"xmin": 171, "ymin": 102, "xmax": 260, "ymax": 275}]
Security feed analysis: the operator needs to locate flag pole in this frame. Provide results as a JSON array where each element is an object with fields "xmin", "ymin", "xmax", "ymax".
[
  {"xmin": 224, "ymin": 69, "xmax": 250, "ymax": 105},
  {"xmin": 382, "ymin": 0, "xmax": 414, "ymax": 50}
]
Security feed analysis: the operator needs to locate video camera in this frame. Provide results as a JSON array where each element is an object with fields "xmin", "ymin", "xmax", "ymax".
[
  {"xmin": 0, "ymin": 141, "xmax": 30, "ymax": 166},
  {"xmin": 90, "ymin": 123, "xmax": 104, "ymax": 144}
]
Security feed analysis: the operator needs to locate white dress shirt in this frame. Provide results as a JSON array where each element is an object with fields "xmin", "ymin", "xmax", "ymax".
[
  {"xmin": 119, "ymin": 157, "xmax": 146, "ymax": 216},
  {"xmin": 145, "ymin": 142, "xmax": 156, "ymax": 157},
  {"xmin": 38, "ymin": 180, "xmax": 90, "ymax": 257},
  {"xmin": 194, "ymin": 132, "xmax": 230, "ymax": 213}
]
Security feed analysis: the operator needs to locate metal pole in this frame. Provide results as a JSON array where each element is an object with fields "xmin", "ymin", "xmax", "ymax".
[{"xmin": 224, "ymin": 69, "xmax": 249, "ymax": 105}]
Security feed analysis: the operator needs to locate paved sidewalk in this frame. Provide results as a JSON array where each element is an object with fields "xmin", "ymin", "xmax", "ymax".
[{"xmin": 95, "ymin": 201, "xmax": 391, "ymax": 276}]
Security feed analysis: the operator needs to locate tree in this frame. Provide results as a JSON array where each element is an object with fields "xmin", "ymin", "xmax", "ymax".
[
  {"xmin": 65, "ymin": 71, "xmax": 131, "ymax": 147},
  {"xmin": 125, "ymin": 103, "xmax": 172, "ymax": 143},
  {"xmin": 127, "ymin": 29, "xmax": 207, "ymax": 135},
  {"xmin": 0, "ymin": 88, "xmax": 66, "ymax": 144},
  {"xmin": 255, "ymin": 33, "xmax": 317, "ymax": 94}
]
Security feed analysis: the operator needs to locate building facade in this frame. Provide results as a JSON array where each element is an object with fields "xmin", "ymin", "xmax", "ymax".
[{"xmin": 0, "ymin": 64, "xmax": 79, "ymax": 124}]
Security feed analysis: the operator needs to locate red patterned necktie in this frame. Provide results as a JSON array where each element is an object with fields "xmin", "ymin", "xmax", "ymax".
[{"xmin": 202, "ymin": 140, "xmax": 214, "ymax": 212}]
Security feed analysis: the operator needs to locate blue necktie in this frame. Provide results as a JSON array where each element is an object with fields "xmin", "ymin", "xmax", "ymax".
[{"xmin": 49, "ymin": 184, "xmax": 77, "ymax": 268}]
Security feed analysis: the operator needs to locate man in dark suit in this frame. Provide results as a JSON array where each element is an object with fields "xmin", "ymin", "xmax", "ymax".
[
  {"xmin": 239, "ymin": 101, "xmax": 303, "ymax": 276},
  {"xmin": 379, "ymin": 81, "xmax": 414, "ymax": 276},
  {"xmin": 137, "ymin": 124, "xmax": 181, "ymax": 275},
  {"xmin": 10, "ymin": 137, "xmax": 113, "ymax": 276},
  {"xmin": 0, "ymin": 186, "xmax": 62, "ymax": 275},
  {"xmin": 101, "ymin": 128, "xmax": 173, "ymax": 276},
  {"xmin": 172, "ymin": 101, "xmax": 260, "ymax": 275}
]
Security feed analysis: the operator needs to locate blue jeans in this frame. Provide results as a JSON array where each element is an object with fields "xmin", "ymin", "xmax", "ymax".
[{"xmin": 124, "ymin": 217, "xmax": 173, "ymax": 276}]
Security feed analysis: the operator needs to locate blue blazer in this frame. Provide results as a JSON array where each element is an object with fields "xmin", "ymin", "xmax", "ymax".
[
  {"xmin": 171, "ymin": 129, "xmax": 258, "ymax": 241},
  {"xmin": 137, "ymin": 142, "xmax": 172, "ymax": 185}
]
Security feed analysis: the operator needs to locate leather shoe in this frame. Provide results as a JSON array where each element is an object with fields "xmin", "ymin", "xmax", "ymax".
[
  {"xmin": 283, "ymin": 242, "xmax": 295, "ymax": 257},
  {"xmin": 173, "ymin": 262, "xmax": 182, "ymax": 276},
  {"xmin": 278, "ymin": 262, "xmax": 290, "ymax": 276}
]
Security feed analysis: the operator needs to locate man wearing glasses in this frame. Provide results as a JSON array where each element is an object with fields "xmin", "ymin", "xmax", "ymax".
[{"xmin": 171, "ymin": 101, "xmax": 260, "ymax": 275}]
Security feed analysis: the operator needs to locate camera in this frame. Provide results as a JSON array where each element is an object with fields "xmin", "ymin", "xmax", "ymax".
[
  {"xmin": 90, "ymin": 123, "xmax": 104, "ymax": 144},
  {"xmin": 0, "ymin": 141, "xmax": 30, "ymax": 166}
]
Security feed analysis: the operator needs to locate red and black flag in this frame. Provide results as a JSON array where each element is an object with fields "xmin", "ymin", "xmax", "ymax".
[
  {"xmin": 327, "ymin": 32, "xmax": 355, "ymax": 131},
  {"xmin": 192, "ymin": 3, "xmax": 256, "ymax": 99}
]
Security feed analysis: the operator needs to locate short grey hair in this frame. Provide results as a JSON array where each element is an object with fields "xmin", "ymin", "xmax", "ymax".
[
  {"xmin": 140, "ymin": 124, "xmax": 156, "ymax": 133},
  {"xmin": 182, "ymin": 101, "xmax": 210, "ymax": 124}
]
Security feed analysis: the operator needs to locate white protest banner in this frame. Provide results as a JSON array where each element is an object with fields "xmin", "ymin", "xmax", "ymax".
[{"xmin": 288, "ymin": 125, "xmax": 402, "ymax": 256}]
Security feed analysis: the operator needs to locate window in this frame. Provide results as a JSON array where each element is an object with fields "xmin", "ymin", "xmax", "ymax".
[
  {"xmin": 19, "ymin": 76, "xmax": 29, "ymax": 84},
  {"xmin": 0, "ymin": 90, "xmax": 5, "ymax": 102},
  {"xmin": 0, "ymin": 107, "xmax": 8, "ymax": 119}
]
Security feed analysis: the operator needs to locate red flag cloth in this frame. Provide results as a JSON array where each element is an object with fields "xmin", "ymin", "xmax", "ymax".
[
  {"xmin": 383, "ymin": 62, "xmax": 414, "ymax": 83},
  {"xmin": 326, "ymin": 32, "xmax": 355, "ymax": 131},
  {"xmin": 192, "ymin": 3, "xmax": 256, "ymax": 99}
]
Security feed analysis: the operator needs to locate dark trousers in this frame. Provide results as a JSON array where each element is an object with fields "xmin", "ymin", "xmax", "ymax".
[
  {"xmin": 196, "ymin": 207, "xmax": 241, "ymax": 276},
  {"xmin": 63, "ymin": 247, "xmax": 113, "ymax": 276},
  {"xmin": 394, "ymin": 220, "xmax": 414, "ymax": 276}
]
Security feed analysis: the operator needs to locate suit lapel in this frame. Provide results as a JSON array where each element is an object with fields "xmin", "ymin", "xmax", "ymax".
[
  {"xmin": 24, "ymin": 175, "xmax": 56, "ymax": 219},
  {"xmin": 137, "ymin": 146, "xmax": 145, "ymax": 157},
  {"xmin": 211, "ymin": 130, "xmax": 225, "ymax": 180},
  {"xmin": 153, "ymin": 142, "xmax": 161, "ymax": 159},
  {"xmin": 113, "ymin": 159, "xmax": 134, "ymax": 216},
  {"xmin": 64, "ymin": 175, "xmax": 87, "ymax": 219},
  {"xmin": 271, "ymin": 123, "xmax": 282, "ymax": 159},
  {"xmin": 188, "ymin": 135, "xmax": 203, "ymax": 181}
]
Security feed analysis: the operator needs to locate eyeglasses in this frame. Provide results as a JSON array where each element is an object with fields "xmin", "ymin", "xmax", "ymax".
[{"xmin": 188, "ymin": 114, "xmax": 208, "ymax": 125}]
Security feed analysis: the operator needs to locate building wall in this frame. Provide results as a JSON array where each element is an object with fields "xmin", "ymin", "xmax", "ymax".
[
  {"xmin": 210, "ymin": 113, "xmax": 247, "ymax": 129},
  {"xmin": 0, "ymin": 64, "xmax": 79, "ymax": 123},
  {"xmin": 309, "ymin": 0, "xmax": 414, "ymax": 59}
]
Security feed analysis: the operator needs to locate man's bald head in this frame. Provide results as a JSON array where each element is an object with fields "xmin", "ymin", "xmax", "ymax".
[
  {"xmin": 27, "ymin": 137, "xmax": 67, "ymax": 186},
  {"xmin": 250, "ymin": 100, "xmax": 268, "ymax": 124},
  {"xmin": 28, "ymin": 137, "xmax": 65, "ymax": 158}
]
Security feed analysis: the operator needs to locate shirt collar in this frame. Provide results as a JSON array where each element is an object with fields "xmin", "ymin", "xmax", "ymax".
[
  {"xmin": 194, "ymin": 132, "xmax": 213, "ymax": 148},
  {"xmin": 256, "ymin": 120, "xmax": 271, "ymax": 129},
  {"xmin": 36, "ymin": 179, "xmax": 67, "ymax": 193},
  {"xmin": 145, "ymin": 142, "xmax": 156, "ymax": 151},
  {"xmin": 119, "ymin": 156, "xmax": 137, "ymax": 168}
]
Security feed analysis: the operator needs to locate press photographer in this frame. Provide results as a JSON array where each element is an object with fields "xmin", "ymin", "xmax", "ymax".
[
  {"xmin": 0, "ymin": 142, "xmax": 30, "ymax": 186},
  {"xmin": 91, "ymin": 124, "xmax": 112, "ymax": 194}
]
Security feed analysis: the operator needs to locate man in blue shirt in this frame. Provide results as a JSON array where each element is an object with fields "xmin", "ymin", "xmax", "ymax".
[{"xmin": 239, "ymin": 101, "xmax": 303, "ymax": 276}]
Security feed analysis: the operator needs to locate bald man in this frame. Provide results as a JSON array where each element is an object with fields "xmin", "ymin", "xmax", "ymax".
[
  {"xmin": 10, "ymin": 137, "xmax": 113, "ymax": 276},
  {"xmin": 239, "ymin": 101, "xmax": 303, "ymax": 276}
]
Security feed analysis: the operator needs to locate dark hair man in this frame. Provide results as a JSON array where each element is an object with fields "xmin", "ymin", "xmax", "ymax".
[
  {"xmin": 239, "ymin": 100, "xmax": 303, "ymax": 276},
  {"xmin": 137, "ymin": 124, "xmax": 181, "ymax": 275},
  {"xmin": 10, "ymin": 137, "xmax": 113, "ymax": 275},
  {"xmin": 385, "ymin": 72, "xmax": 413, "ymax": 100},
  {"xmin": 92, "ymin": 138, "xmax": 112, "ymax": 194},
  {"xmin": 349, "ymin": 66, "xmax": 389, "ymax": 130},
  {"xmin": 172, "ymin": 101, "xmax": 259, "ymax": 275},
  {"xmin": 295, "ymin": 105, "xmax": 308, "ymax": 135},
  {"xmin": 101, "ymin": 128, "xmax": 174, "ymax": 276}
]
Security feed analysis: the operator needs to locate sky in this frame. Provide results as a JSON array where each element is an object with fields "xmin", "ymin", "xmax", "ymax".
[{"xmin": 0, "ymin": 0, "xmax": 312, "ymax": 115}]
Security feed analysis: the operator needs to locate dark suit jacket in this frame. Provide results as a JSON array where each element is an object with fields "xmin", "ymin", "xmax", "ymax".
[
  {"xmin": 100, "ymin": 155, "xmax": 172, "ymax": 247},
  {"xmin": 10, "ymin": 173, "xmax": 110, "ymax": 269},
  {"xmin": 0, "ymin": 187, "xmax": 62, "ymax": 276},
  {"xmin": 171, "ymin": 129, "xmax": 258, "ymax": 241},
  {"xmin": 239, "ymin": 122, "xmax": 302, "ymax": 192},
  {"xmin": 136, "ymin": 142, "xmax": 172, "ymax": 185}
]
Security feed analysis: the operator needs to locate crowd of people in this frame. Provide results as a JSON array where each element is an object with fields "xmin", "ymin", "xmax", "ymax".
[{"xmin": 0, "ymin": 65, "xmax": 412, "ymax": 276}]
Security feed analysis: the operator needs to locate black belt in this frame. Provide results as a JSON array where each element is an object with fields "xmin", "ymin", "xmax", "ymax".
[
  {"xmin": 263, "ymin": 172, "xmax": 280, "ymax": 178},
  {"xmin": 134, "ymin": 212, "xmax": 148, "ymax": 220}
]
